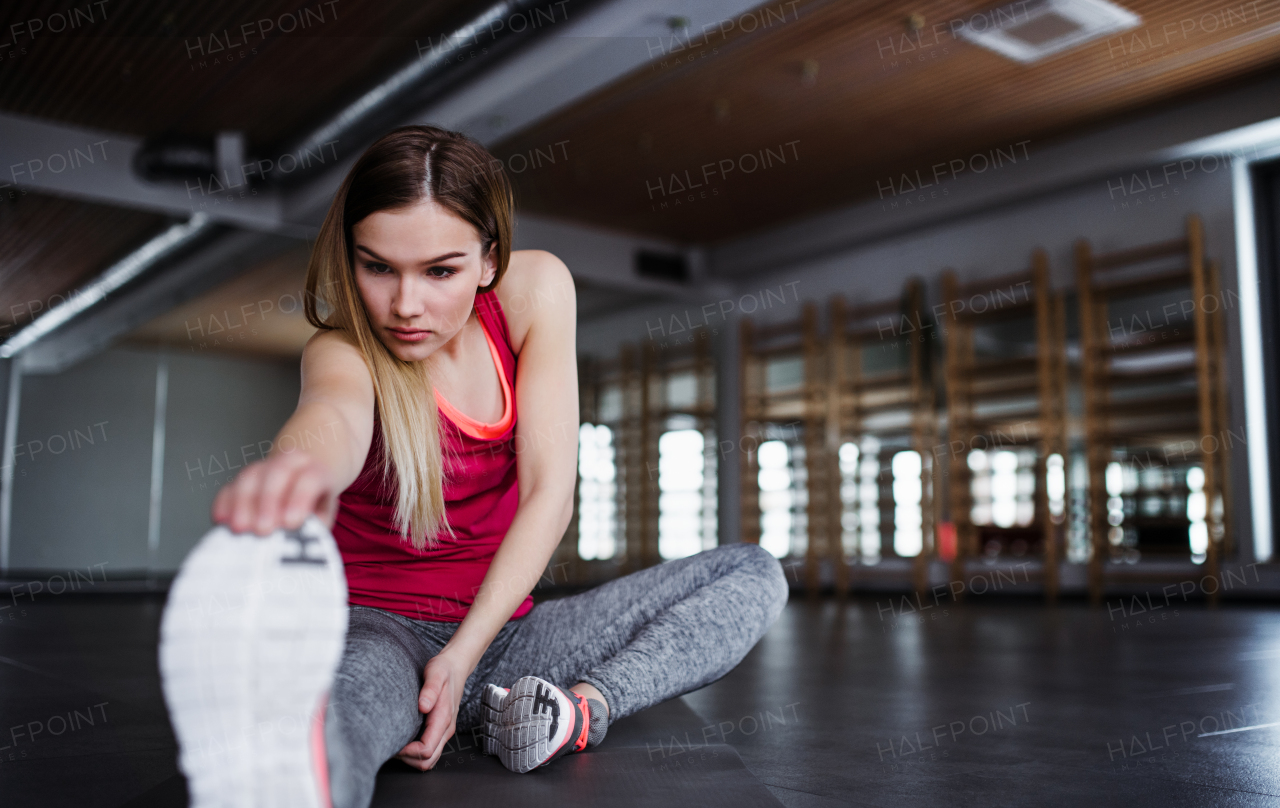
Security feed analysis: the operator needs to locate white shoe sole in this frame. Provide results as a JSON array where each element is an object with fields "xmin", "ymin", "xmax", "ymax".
[
  {"xmin": 480, "ymin": 684, "xmax": 508, "ymax": 757},
  {"xmin": 483, "ymin": 676, "xmax": 578, "ymax": 774},
  {"xmin": 159, "ymin": 516, "xmax": 348, "ymax": 808}
]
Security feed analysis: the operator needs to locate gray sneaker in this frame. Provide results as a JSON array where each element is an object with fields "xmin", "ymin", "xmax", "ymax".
[{"xmin": 479, "ymin": 676, "xmax": 608, "ymax": 773}]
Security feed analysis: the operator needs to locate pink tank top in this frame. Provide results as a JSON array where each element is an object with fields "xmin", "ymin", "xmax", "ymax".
[{"xmin": 332, "ymin": 289, "xmax": 532, "ymax": 622}]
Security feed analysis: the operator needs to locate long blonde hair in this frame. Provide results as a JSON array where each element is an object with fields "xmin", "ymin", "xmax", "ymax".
[{"xmin": 304, "ymin": 126, "xmax": 514, "ymax": 550}]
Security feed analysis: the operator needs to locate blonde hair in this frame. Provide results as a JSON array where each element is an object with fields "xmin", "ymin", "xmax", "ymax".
[{"xmin": 304, "ymin": 126, "xmax": 514, "ymax": 549}]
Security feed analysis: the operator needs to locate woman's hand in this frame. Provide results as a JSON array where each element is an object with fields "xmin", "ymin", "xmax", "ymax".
[
  {"xmin": 211, "ymin": 450, "xmax": 340, "ymax": 536},
  {"xmin": 395, "ymin": 650, "xmax": 474, "ymax": 771}
]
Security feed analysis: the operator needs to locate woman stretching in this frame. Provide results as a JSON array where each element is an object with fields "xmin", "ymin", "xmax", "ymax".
[{"xmin": 158, "ymin": 125, "xmax": 788, "ymax": 808}]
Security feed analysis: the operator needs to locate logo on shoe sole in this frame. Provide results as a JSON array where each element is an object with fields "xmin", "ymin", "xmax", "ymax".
[
  {"xmin": 281, "ymin": 529, "xmax": 326, "ymax": 565},
  {"xmin": 533, "ymin": 684, "xmax": 560, "ymax": 739}
]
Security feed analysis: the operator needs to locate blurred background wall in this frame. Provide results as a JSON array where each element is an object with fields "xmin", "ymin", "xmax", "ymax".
[{"xmin": 1, "ymin": 0, "xmax": 1278, "ymax": 604}]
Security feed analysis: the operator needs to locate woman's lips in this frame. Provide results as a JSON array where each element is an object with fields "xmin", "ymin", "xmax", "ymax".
[{"xmin": 388, "ymin": 327, "xmax": 431, "ymax": 343}]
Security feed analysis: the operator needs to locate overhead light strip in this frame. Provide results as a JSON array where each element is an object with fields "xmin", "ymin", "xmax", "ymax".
[{"xmin": 0, "ymin": 214, "xmax": 213, "ymax": 359}]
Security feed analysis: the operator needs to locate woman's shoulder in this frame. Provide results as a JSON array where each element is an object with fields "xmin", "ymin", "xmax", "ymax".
[
  {"xmin": 303, "ymin": 327, "xmax": 364, "ymax": 361},
  {"xmin": 493, "ymin": 250, "xmax": 575, "ymax": 356},
  {"xmin": 301, "ymin": 329, "xmax": 374, "ymax": 391},
  {"xmin": 495, "ymin": 249, "xmax": 573, "ymax": 310}
]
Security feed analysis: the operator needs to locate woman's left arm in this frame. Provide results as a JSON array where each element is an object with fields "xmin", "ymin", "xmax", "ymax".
[{"xmin": 397, "ymin": 252, "xmax": 579, "ymax": 771}]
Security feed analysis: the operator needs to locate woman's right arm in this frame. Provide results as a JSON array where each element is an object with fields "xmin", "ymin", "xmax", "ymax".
[{"xmin": 212, "ymin": 329, "xmax": 376, "ymax": 536}]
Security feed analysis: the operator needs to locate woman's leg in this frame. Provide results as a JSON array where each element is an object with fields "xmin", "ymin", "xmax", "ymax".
[
  {"xmin": 323, "ymin": 606, "xmax": 440, "ymax": 808},
  {"xmin": 484, "ymin": 542, "xmax": 789, "ymax": 723},
  {"xmin": 323, "ymin": 605, "xmax": 524, "ymax": 805}
]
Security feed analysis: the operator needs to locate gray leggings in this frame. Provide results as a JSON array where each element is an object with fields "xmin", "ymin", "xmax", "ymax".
[{"xmin": 323, "ymin": 542, "xmax": 789, "ymax": 808}]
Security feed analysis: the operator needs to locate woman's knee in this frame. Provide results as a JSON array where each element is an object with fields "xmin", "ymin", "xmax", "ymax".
[
  {"xmin": 331, "ymin": 608, "xmax": 431, "ymax": 721},
  {"xmin": 719, "ymin": 542, "xmax": 790, "ymax": 623}
]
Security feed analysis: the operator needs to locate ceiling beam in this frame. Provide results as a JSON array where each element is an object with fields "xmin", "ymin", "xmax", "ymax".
[
  {"xmin": 0, "ymin": 112, "xmax": 296, "ymax": 235},
  {"xmin": 708, "ymin": 72, "xmax": 1280, "ymax": 279},
  {"xmin": 515, "ymin": 212, "xmax": 732, "ymax": 302},
  {"xmin": 413, "ymin": 0, "xmax": 779, "ymax": 146}
]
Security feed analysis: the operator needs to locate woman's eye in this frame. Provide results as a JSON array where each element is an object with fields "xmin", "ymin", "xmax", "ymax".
[
  {"xmin": 365, "ymin": 262, "xmax": 391, "ymax": 274},
  {"xmin": 428, "ymin": 266, "xmax": 457, "ymax": 278}
]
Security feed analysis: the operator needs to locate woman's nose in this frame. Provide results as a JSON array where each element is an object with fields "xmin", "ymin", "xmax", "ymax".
[{"xmin": 391, "ymin": 277, "xmax": 426, "ymax": 319}]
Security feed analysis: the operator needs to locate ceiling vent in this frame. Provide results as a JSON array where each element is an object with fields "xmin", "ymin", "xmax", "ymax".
[
  {"xmin": 636, "ymin": 250, "xmax": 689, "ymax": 283},
  {"xmin": 958, "ymin": 0, "xmax": 1140, "ymax": 63}
]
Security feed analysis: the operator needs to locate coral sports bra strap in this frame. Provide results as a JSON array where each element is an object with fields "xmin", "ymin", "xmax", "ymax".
[{"xmin": 433, "ymin": 309, "xmax": 514, "ymax": 441}]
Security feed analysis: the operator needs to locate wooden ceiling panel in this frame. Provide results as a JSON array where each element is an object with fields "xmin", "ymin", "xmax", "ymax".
[
  {"xmin": 0, "ymin": 0, "xmax": 481, "ymax": 148},
  {"xmin": 0, "ymin": 191, "xmax": 169, "ymax": 340},
  {"xmin": 493, "ymin": 0, "xmax": 1280, "ymax": 243}
]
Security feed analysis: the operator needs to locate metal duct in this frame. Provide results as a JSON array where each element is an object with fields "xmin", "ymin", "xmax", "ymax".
[
  {"xmin": 280, "ymin": 0, "xmax": 575, "ymax": 172},
  {"xmin": 0, "ymin": 0, "xmax": 586, "ymax": 358},
  {"xmin": 0, "ymin": 215, "xmax": 217, "ymax": 359}
]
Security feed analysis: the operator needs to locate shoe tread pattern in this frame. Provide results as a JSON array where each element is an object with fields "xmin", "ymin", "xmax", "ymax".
[
  {"xmin": 485, "ymin": 677, "xmax": 574, "ymax": 774},
  {"xmin": 159, "ymin": 517, "xmax": 347, "ymax": 808}
]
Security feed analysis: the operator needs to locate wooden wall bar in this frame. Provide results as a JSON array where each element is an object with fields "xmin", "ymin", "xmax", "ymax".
[
  {"xmin": 570, "ymin": 213, "xmax": 1232, "ymax": 601},
  {"xmin": 1076, "ymin": 214, "xmax": 1230, "ymax": 604},
  {"xmin": 737, "ymin": 282, "xmax": 936, "ymax": 596},
  {"xmin": 941, "ymin": 251, "xmax": 1068, "ymax": 603}
]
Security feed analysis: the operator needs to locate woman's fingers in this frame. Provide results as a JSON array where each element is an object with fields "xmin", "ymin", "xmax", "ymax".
[
  {"xmin": 394, "ymin": 745, "xmax": 432, "ymax": 771},
  {"xmin": 396, "ymin": 663, "xmax": 461, "ymax": 771},
  {"xmin": 419, "ymin": 699, "xmax": 454, "ymax": 758},
  {"xmin": 211, "ymin": 483, "xmax": 231, "ymax": 523},
  {"xmin": 430, "ymin": 718, "xmax": 456, "ymax": 767},
  {"xmin": 279, "ymin": 463, "xmax": 330, "ymax": 529},
  {"xmin": 419, "ymin": 706, "xmax": 455, "ymax": 769},
  {"xmin": 418, "ymin": 666, "xmax": 444, "ymax": 713},
  {"xmin": 212, "ymin": 452, "xmax": 333, "ymax": 535},
  {"xmin": 227, "ymin": 463, "xmax": 267, "ymax": 534},
  {"xmin": 394, "ymin": 711, "xmax": 453, "ymax": 772},
  {"xmin": 281, "ymin": 468, "xmax": 325, "ymax": 530},
  {"xmin": 252, "ymin": 453, "xmax": 311, "ymax": 535}
]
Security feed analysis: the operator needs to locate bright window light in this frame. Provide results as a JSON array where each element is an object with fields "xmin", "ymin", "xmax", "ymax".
[
  {"xmin": 659, "ymin": 429, "xmax": 706, "ymax": 560},
  {"xmin": 1067, "ymin": 454, "xmax": 1090, "ymax": 563},
  {"xmin": 577, "ymin": 423, "xmax": 617, "ymax": 560},
  {"xmin": 969, "ymin": 449, "xmax": 992, "ymax": 525},
  {"xmin": 758, "ymin": 439, "xmax": 793, "ymax": 558},
  {"xmin": 1046, "ymin": 453, "xmax": 1066, "ymax": 522},
  {"xmin": 970, "ymin": 448, "xmax": 1035, "ymax": 531},
  {"xmin": 837, "ymin": 439, "xmax": 883, "ymax": 563},
  {"xmin": 892, "ymin": 450, "xmax": 922, "ymax": 557},
  {"xmin": 1105, "ymin": 461, "xmax": 1125, "ymax": 546},
  {"xmin": 1105, "ymin": 461, "xmax": 1124, "ymax": 497},
  {"xmin": 991, "ymin": 450, "xmax": 1019, "ymax": 529},
  {"xmin": 839, "ymin": 441, "xmax": 860, "ymax": 559},
  {"xmin": 1188, "ymin": 464, "xmax": 1208, "ymax": 564},
  {"xmin": 859, "ymin": 437, "xmax": 881, "ymax": 562},
  {"xmin": 666, "ymin": 371, "xmax": 697, "ymax": 409}
]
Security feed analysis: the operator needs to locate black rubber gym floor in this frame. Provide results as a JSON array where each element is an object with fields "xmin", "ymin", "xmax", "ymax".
[{"xmin": 3, "ymin": 589, "xmax": 1280, "ymax": 807}]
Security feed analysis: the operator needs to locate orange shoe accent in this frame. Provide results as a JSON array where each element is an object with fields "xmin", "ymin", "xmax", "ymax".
[
  {"xmin": 311, "ymin": 693, "xmax": 332, "ymax": 808},
  {"xmin": 433, "ymin": 311, "xmax": 514, "ymax": 441}
]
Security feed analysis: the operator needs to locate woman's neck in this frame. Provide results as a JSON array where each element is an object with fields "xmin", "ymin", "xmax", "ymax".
[{"xmin": 427, "ymin": 308, "xmax": 478, "ymax": 370}]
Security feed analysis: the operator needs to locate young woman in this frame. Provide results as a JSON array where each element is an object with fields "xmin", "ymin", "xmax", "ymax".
[{"xmin": 158, "ymin": 125, "xmax": 788, "ymax": 808}]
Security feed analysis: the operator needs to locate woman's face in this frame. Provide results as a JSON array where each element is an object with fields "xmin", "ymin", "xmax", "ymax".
[{"xmin": 351, "ymin": 198, "xmax": 497, "ymax": 362}]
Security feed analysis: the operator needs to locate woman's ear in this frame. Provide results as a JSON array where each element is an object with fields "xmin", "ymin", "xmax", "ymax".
[{"xmin": 478, "ymin": 242, "xmax": 499, "ymax": 289}]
